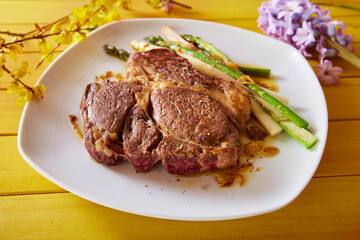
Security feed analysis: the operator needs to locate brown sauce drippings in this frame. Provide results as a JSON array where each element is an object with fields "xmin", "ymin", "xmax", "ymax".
[
  {"xmin": 68, "ymin": 115, "xmax": 83, "ymax": 139},
  {"xmin": 95, "ymin": 71, "xmax": 123, "ymax": 82},
  {"xmin": 214, "ymin": 117, "xmax": 279, "ymax": 188},
  {"xmin": 214, "ymin": 162, "xmax": 254, "ymax": 187}
]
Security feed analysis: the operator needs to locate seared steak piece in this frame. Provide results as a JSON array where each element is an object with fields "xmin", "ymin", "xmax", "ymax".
[
  {"xmin": 81, "ymin": 48, "xmax": 251, "ymax": 174},
  {"xmin": 123, "ymin": 106, "xmax": 162, "ymax": 171},
  {"xmin": 151, "ymin": 87, "xmax": 241, "ymax": 174},
  {"xmin": 81, "ymin": 80, "xmax": 143, "ymax": 165}
]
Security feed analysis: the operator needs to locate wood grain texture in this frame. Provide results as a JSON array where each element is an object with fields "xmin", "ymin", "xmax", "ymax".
[
  {"xmin": 1, "ymin": 176, "xmax": 360, "ymax": 240},
  {"xmin": 0, "ymin": 136, "xmax": 65, "ymax": 196},
  {"xmin": 0, "ymin": 91, "xmax": 24, "ymax": 134},
  {"xmin": 315, "ymin": 120, "xmax": 360, "ymax": 177},
  {"xmin": 0, "ymin": 0, "xmax": 359, "ymax": 24},
  {"xmin": 323, "ymin": 78, "xmax": 360, "ymax": 121}
]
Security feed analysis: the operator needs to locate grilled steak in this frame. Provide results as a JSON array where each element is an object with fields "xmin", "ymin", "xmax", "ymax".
[{"xmin": 81, "ymin": 48, "xmax": 251, "ymax": 174}]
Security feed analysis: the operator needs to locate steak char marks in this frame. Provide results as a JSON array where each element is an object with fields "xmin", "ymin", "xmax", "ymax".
[{"xmin": 81, "ymin": 49, "xmax": 251, "ymax": 174}]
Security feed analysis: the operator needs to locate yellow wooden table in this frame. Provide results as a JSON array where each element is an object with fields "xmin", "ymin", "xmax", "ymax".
[{"xmin": 1, "ymin": 0, "xmax": 360, "ymax": 239}]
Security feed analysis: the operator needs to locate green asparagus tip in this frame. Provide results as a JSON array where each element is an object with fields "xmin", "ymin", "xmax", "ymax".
[
  {"xmin": 144, "ymin": 35, "xmax": 165, "ymax": 46},
  {"xmin": 181, "ymin": 34, "xmax": 195, "ymax": 41},
  {"xmin": 103, "ymin": 44, "xmax": 130, "ymax": 61}
]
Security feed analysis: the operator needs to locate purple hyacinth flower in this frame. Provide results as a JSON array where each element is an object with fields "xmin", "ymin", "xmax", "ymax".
[
  {"xmin": 161, "ymin": 0, "xmax": 174, "ymax": 14},
  {"xmin": 315, "ymin": 59, "xmax": 343, "ymax": 86},
  {"xmin": 292, "ymin": 20, "xmax": 315, "ymax": 55},
  {"xmin": 277, "ymin": 0, "xmax": 303, "ymax": 19},
  {"xmin": 257, "ymin": 0, "xmax": 354, "ymax": 85}
]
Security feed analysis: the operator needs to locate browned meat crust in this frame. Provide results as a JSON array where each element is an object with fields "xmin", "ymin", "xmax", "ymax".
[{"xmin": 80, "ymin": 49, "xmax": 251, "ymax": 174}]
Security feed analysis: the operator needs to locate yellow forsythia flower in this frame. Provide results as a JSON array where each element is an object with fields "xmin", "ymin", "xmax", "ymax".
[
  {"xmin": 7, "ymin": 82, "xmax": 19, "ymax": 94},
  {"xmin": 25, "ymin": 90, "xmax": 33, "ymax": 102},
  {"xmin": 51, "ymin": 23, "xmax": 62, "ymax": 34},
  {"xmin": 7, "ymin": 43, "xmax": 23, "ymax": 61},
  {"xmin": 15, "ymin": 88, "xmax": 27, "ymax": 106},
  {"xmin": 37, "ymin": 39, "xmax": 53, "ymax": 62},
  {"xmin": 73, "ymin": 32, "xmax": 86, "ymax": 42},
  {"xmin": 72, "ymin": 6, "xmax": 89, "ymax": 24},
  {"xmin": 11, "ymin": 61, "xmax": 30, "ymax": 79},
  {"xmin": 55, "ymin": 31, "xmax": 73, "ymax": 45},
  {"xmin": 34, "ymin": 84, "xmax": 46, "ymax": 99},
  {"xmin": 103, "ymin": 9, "xmax": 121, "ymax": 23}
]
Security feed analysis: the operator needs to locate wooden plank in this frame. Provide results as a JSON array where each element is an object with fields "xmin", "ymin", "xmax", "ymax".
[
  {"xmin": 315, "ymin": 120, "xmax": 360, "ymax": 177},
  {"xmin": 1, "ymin": 0, "xmax": 360, "ymax": 24},
  {"xmin": 323, "ymin": 78, "xmax": 360, "ymax": 121},
  {"xmin": 1, "ymin": 120, "xmax": 359, "ymax": 196},
  {"xmin": 0, "ymin": 1, "xmax": 87, "ymax": 24},
  {"xmin": 1, "ymin": 175, "xmax": 359, "ymax": 239},
  {"xmin": 0, "ymin": 136, "xmax": 65, "ymax": 196},
  {"xmin": 0, "ymin": 91, "xmax": 24, "ymax": 134}
]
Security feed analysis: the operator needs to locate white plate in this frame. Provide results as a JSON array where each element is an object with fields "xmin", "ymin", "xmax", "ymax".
[{"xmin": 18, "ymin": 18, "xmax": 328, "ymax": 221}]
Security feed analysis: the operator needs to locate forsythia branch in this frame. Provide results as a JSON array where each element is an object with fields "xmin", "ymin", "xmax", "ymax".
[{"xmin": 0, "ymin": 0, "xmax": 191, "ymax": 105}]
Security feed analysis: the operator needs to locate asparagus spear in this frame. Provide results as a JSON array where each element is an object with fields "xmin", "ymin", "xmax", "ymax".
[
  {"xmin": 144, "ymin": 36, "xmax": 164, "ymax": 46},
  {"xmin": 252, "ymin": 95, "xmax": 317, "ymax": 149},
  {"xmin": 181, "ymin": 34, "xmax": 232, "ymax": 63},
  {"xmin": 158, "ymin": 41, "xmax": 309, "ymax": 129},
  {"xmin": 103, "ymin": 44, "xmax": 130, "ymax": 61},
  {"xmin": 182, "ymin": 34, "xmax": 271, "ymax": 78}
]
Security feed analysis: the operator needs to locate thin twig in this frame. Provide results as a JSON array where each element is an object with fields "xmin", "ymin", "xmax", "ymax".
[
  {"xmin": 27, "ymin": 16, "xmax": 71, "ymax": 37},
  {"xmin": 2, "ymin": 28, "xmax": 95, "ymax": 47},
  {"xmin": 0, "ymin": 31, "xmax": 27, "ymax": 37},
  {"xmin": 0, "ymin": 16, "xmax": 70, "ymax": 38},
  {"xmin": 2, "ymin": 33, "xmax": 58, "ymax": 46},
  {"xmin": 172, "ymin": 0, "xmax": 191, "ymax": 9},
  {"xmin": 1, "ymin": 65, "xmax": 34, "ymax": 93}
]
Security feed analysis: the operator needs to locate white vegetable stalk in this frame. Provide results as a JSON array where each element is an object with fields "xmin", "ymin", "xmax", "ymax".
[
  {"xmin": 162, "ymin": 26, "xmax": 192, "ymax": 47},
  {"xmin": 250, "ymin": 98, "xmax": 283, "ymax": 136}
]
